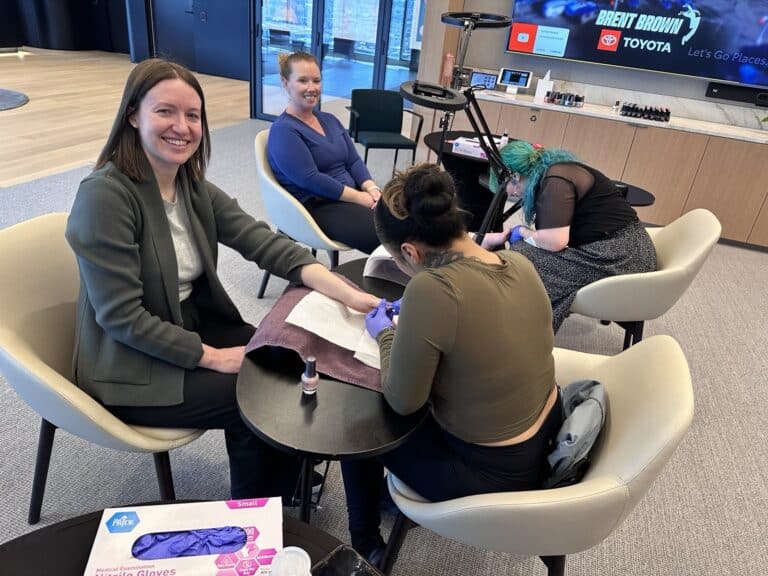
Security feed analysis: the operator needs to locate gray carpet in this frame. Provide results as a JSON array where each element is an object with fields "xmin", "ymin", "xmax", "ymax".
[
  {"xmin": 0, "ymin": 88, "xmax": 29, "ymax": 111},
  {"xmin": 1, "ymin": 119, "xmax": 767, "ymax": 575}
]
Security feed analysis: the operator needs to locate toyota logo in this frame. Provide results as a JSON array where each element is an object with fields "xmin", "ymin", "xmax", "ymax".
[{"xmin": 601, "ymin": 34, "xmax": 618, "ymax": 46}]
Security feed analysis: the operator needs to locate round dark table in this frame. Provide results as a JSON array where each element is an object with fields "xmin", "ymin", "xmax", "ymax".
[
  {"xmin": 237, "ymin": 259, "xmax": 424, "ymax": 523},
  {"xmin": 335, "ymin": 258, "xmax": 405, "ymax": 302},
  {"xmin": 614, "ymin": 182, "xmax": 655, "ymax": 207},
  {"xmin": 0, "ymin": 506, "xmax": 341, "ymax": 576}
]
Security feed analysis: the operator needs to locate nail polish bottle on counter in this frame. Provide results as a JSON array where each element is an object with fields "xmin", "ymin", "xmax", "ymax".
[
  {"xmin": 612, "ymin": 100, "xmax": 621, "ymax": 113},
  {"xmin": 499, "ymin": 131, "xmax": 509, "ymax": 147},
  {"xmin": 301, "ymin": 357, "xmax": 319, "ymax": 395}
]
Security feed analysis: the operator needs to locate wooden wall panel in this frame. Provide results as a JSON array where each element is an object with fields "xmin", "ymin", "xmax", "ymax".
[
  {"xmin": 497, "ymin": 105, "xmax": 568, "ymax": 149},
  {"xmin": 684, "ymin": 137, "xmax": 768, "ymax": 242},
  {"xmin": 561, "ymin": 115, "xmax": 635, "ymax": 180},
  {"xmin": 449, "ymin": 100, "xmax": 502, "ymax": 133},
  {"xmin": 746, "ymin": 196, "xmax": 768, "ymax": 247},
  {"xmin": 622, "ymin": 126, "xmax": 708, "ymax": 225}
]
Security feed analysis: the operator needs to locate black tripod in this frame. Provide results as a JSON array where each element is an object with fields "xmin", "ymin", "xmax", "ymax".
[
  {"xmin": 400, "ymin": 80, "xmax": 520, "ymax": 246},
  {"xmin": 400, "ymin": 12, "xmax": 520, "ymax": 245}
]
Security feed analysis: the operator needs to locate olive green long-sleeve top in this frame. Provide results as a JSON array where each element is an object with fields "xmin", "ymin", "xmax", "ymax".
[{"xmin": 376, "ymin": 251, "xmax": 556, "ymax": 444}]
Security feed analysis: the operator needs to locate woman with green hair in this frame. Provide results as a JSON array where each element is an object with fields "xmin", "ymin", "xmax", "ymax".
[{"xmin": 487, "ymin": 140, "xmax": 656, "ymax": 331}]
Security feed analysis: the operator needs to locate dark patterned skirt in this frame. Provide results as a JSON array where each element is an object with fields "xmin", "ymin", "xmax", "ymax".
[{"xmin": 508, "ymin": 220, "xmax": 657, "ymax": 332}]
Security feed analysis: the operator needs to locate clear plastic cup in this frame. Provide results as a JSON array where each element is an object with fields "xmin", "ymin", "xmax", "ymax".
[{"xmin": 270, "ymin": 546, "xmax": 312, "ymax": 576}]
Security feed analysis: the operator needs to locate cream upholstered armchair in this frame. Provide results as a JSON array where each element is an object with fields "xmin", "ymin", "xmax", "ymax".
[
  {"xmin": 382, "ymin": 335, "xmax": 694, "ymax": 575},
  {"xmin": 253, "ymin": 129, "xmax": 351, "ymax": 297},
  {"xmin": 0, "ymin": 214, "xmax": 204, "ymax": 524},
  {"xmin": 569, "ymin": 208, "xmax": 721, "ymax": 349}
]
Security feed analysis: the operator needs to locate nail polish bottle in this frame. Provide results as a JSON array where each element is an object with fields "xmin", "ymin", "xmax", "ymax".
[{"xmin": 301, "ymin": 357, "xmax": 319, "ymax": 395}]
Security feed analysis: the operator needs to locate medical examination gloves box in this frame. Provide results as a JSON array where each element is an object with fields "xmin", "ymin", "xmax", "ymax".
[
  {"xmin": 451, "ymin": 136, "xmax": 501, "ymax": 160},
  {"xmin": 84, "ymin": 498, "xmax": 283, "ymax": 576}
]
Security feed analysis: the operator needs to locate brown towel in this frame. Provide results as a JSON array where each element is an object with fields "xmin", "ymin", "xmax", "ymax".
[{"xmin": 245, "ymin": 281, "xmax": 382, "ymax": 392}]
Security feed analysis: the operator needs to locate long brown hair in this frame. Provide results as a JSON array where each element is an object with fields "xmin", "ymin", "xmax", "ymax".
[{"xmin": 96, "ymin": 58, "xmax": 211, "ymax": 181}]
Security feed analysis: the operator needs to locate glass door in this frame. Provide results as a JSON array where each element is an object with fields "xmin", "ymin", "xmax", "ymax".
[
  {"xmin": 381, "ymin": 0, "xmax": 422, "ymax": 92},
  {"xmin": 251, "ymin": 0, "xmax": 423, "ymax": 121},
  {"xmin": 318, "ymin": 0, "xmax": 380, "ymax": 124},
  {"xmin": 258, "ymin": 0, "xmax": 314, "ymax": 118},
  {"xmin": 376, "ymin": 0, "xmax": 423, "ymax": 155}
]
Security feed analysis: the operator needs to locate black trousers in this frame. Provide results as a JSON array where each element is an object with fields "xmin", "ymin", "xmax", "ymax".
[
  {"xmin": 109, "ymin": 298, "xmax": 301, "ymax": 500},
  {"xmin": 340, "ymin": 393, "xmax": 563, "ymax": 555},
  {"xmin": 304, "ymin": 198, "xmax": 380, "ymax": 254}
]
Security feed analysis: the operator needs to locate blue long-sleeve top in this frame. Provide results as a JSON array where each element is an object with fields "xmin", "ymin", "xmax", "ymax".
[{"xmin": 267, "ymin": 111, "xmax": 372, "ymax": 203}]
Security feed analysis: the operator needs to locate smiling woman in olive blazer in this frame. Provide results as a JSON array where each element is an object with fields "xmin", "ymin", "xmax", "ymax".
[
  {"xmin": 64, "ymin": 58, "xmax": 379, "ymax": 499},
  {"xmin": 66, "ymin": 163, "xmax": 317, "ymax": 407}
]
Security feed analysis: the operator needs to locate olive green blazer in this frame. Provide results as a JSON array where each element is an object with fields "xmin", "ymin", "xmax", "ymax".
[{"xmin": 66, "ymin": 162, "xmax": 316, "ymax": 407}]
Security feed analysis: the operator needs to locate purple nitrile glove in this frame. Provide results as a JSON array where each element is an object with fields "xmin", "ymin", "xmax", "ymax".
[
  {"xmin": 365, "ymin": 299, "xmax": 395, "ymax": 338},
  {"xmin": 509, "ymin": 225, "xmax": 525, "ymax": 243},
  {"xmin": 390, "ymin": 298, "xmax": 402, "ymax": 315},
  {"xmin": 131, "ymin": 527, "xmax": 246, "ymax": 560}
]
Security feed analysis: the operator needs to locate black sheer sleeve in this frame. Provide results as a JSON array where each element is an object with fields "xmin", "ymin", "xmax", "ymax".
[{"xmin": 535, "ymin": 175, "xmax": 577, "ymax": 230}]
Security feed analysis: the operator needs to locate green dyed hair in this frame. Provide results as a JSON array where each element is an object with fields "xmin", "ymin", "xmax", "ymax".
[{"xmin": 488, "ymin": 141, "xmax": 577, "ymax": 224}]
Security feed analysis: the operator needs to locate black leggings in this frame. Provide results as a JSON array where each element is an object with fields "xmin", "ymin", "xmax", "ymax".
[
  {"xmin": 340, "ymin": 392, "xmax": 563, "ymax": 555},
  {"xmin": 108, "ymin": 298, "xmax": 301, "ymax": 500},
  {"xmin": 304, "ymin": 198, "xmax": 379, "ymax": 254}
]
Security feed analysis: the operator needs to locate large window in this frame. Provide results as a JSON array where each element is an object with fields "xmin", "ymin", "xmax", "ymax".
[{"xmin": 253, "ymin": 0, "xmax": 424, "ymax": 119}]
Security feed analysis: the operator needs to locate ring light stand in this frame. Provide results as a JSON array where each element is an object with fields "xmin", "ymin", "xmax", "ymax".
[
  {"xmin": 441, "ymin": 12, "xmax": 511, "ymax": 91},
  {"xmin": 400, "ymin": 12, "xmax": 517, "ymax": 245}
]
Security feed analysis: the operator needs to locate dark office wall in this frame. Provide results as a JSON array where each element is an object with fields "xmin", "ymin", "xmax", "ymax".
[
  {"xmin": 0, "ymin": 0, "xmax": 21, "ymax": 49},
  {"xmin": 150, "ymin": 0, "xmax": 250, "ymax": 81},
  {"xmin": 192, "ymin": 0, "xmax": 250, "ymax": 81},
  {"xmin": 101, "ymin": 0, "xmax": 131, "ymax": 53},
  {"xmin": 15, "ymin": 0, "xmax": 129, "ymax": 52},
  {"xmin": 125, "ymin": 0, "xmax": 153, "ymax": 62}
]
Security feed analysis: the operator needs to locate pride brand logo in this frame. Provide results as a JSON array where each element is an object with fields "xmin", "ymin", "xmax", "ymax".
[{"xmin": 106, "ymin": 511, "xmax": 140, "ymax": 533}]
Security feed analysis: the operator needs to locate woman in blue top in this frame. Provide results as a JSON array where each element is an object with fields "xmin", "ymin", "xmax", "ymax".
[{"xmin": 267, "ymin": 52, "xmax": 381, "ymax": 254}]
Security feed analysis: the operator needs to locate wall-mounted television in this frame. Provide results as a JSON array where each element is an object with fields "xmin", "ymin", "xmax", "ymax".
[{"xmin": 507, "ymin": 0, "xmax": 768, "ymax": 88}]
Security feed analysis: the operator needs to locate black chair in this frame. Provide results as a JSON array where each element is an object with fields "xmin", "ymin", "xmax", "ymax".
[
  {"xmin": 268, "ymin": 28, "xmax": 291, "ymax": 50},
  {"xmin": 332, "ymin": 37, "xmax": 355, "ymax": 60},
  {"xmin": 347, "ymin": 89, "xmax": 424, "ymax": 174}
]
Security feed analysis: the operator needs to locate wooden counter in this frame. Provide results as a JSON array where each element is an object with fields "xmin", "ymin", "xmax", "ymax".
[{"xmin": 420, "ymin": 93, "xmax": 768, "ymax": 246}]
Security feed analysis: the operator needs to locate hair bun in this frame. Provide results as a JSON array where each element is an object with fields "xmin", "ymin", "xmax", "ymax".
[
  {"xmin": 403, "ymin": 166, "xmax": 455, "ymax": 224},
  {"xmin": 376, "ymin": 163, "xmax": 466, "ymax": 247}
]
